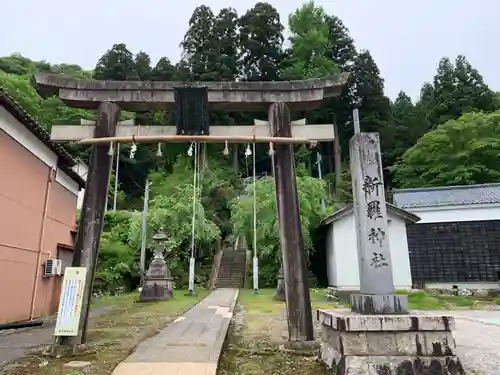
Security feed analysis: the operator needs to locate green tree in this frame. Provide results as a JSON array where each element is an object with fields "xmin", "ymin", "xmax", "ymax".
[
  {"xmin": 213, "ymin": 7, "xmax": 240, "ymax": 81},
  {"xmin": 152, "ymin": 57, "xmax": 177, "ymax": 81},
  {"xmin": 94, "ymin": 43, "xmax": 139, "ymax": 80},
  {"xmin": 50, "ymin": 64, "xmax": 92, "ymax": 79},
  {"xmin": 352, "ymin": 50, "xmax": 393, "ymax": 162},
  {"xmin": 385, "ymin": 91, "xmax": 425, "ymax": 168},
  {"xmin": 128, "ymin": 157, "xmax": 221, "ymax": 284},
  {"xmin": 280, "ymin": 2, "xmax": 341, "ymax": 177},
  {"xmin": 231, "ymin": 173, "xmax": 335, "ymax": 286},
  {"xmin": 238, "ymin": 2, "xmax": 284, "ymax": 81},
  {"xmin": 134, "ymin": 52, "xmax": 155, "ymax": 125},
  {"xmin": 93, "ymin": 45, "xmax": 159, "ymax": 199},
  {"xmin": 393, "ymin": 110, "xmax": 500, "ymax": 188},
  {"xmin": 422, "ymin": 55, "xmax": 497, "ymax": 128},
  {"xmin": 134, "ymin": 51, "xmax": 152, "ymax": 81},
  {"xmin": 0, "ymin": 72, "xmax": 93, "ymax": 135},
  {"xmin": 306, "ymin": 12, "xmax": 358, "ymax": 174},
  {"xmin": 0, "ymin": 53, "xmax": 37, "ymax": 75},
  {"xmin": 38, "ymin": 97, "xmax": 94, "ymax": 131},
  {"xmin": 0, "ymin": 72, "xmax": 42, "ymax": 116},
  {"xmin": 324, "ymin": 15, "xmax": 357, "ymax": 68},
  {"xmin": 282, "ymin": 1, "xmax": 338, "ymax": 80},
  {"xmin": 180, "ymin": 5, "xmax": 216, "ymax": 81}
]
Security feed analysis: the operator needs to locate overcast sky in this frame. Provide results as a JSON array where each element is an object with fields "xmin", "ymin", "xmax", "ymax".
[{"xmin": 2, "ymin": 0, "xmax": 498, "ymax": 100}]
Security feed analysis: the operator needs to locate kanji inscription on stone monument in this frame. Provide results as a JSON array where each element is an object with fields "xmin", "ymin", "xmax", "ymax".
[
  {"xmin": 349, "ymin": 131, "xmax": 408, "ymax": 313},
  {"xmin": 350, "ymin": 132, "xmax": 394, "ymax": 294}
]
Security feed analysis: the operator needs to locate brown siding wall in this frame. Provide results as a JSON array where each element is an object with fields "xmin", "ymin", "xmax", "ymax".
[{"xmin": 0, "ymin": 129, "xmax": 77, "ymax": 324}]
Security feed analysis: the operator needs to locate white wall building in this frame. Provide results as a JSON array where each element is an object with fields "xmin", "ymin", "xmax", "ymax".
[
  {"xmin": 393, "ymin": 184, "xmax": 500, "ymax": 290},
  {"xmin": 321, "ymin": 203, "xmax": 420, "ymax": 292}
]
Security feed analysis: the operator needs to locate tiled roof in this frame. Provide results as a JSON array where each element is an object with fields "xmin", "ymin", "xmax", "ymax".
[
  {"xmin": 0, "ymin": 88, "xmax": 85, "ymax": 188},
  {"xmin": 393, "ymin": 183, "xmax": 500, "ymax": 209}
]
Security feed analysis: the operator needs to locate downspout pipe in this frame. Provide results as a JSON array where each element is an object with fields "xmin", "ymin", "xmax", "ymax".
[
  {"xmin": 29, "ymin": 166, "xmax": 54, "ymax": 320},
  {"xmin": 0, "ymin": 320, "xmax": 43, "ymax": 331}
]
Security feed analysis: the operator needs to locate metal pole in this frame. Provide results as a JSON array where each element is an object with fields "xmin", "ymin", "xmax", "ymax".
[
  {"xmin": 139, "ymin": 180, "xmax": 151, "ymax": 287},
  {"xmin": 104, "ymin": 145, "xmax": 113, "ymax": 213},
  {"xmin": 188, "ymin": 142, "xmax": 198, "ymax": 295},
  {"xmin": 112, "ymin": 143, "xmax": 120, "ymax": 211},
  {"xmin": 316, "ymin": 152, "xmax": 326, "ymax": 212},
  {"xmin": 252, "ymin": 142, "xmax": 259, "ymax": 293}
]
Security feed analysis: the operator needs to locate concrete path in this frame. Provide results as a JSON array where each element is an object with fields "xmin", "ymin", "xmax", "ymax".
[
  {"xmin": 112, "ymin": 288, "xmax": 239, "ymax": 375},
  {"xmin": 420, "ymin": 310, "xmax": 500, "ymax": 375},
  {"xmin": 0, "ymin": 307, "xmax": 108, "ymax": 368}
]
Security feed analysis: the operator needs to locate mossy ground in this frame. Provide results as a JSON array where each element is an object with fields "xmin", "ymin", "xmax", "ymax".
[{"xmin": 0, "ymin": 290, "xmax": 207, "ymax": 375}]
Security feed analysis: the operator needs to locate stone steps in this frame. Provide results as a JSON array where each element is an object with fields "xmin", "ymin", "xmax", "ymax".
[{"xmin": 216, "ymin": 250, "xmax": 246, "ymax": 288}]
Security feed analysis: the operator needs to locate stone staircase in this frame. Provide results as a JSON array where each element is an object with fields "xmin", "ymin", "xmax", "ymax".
[{"xmin": 215, "ymin": 239, "xmax": 247, "ymax": 288}]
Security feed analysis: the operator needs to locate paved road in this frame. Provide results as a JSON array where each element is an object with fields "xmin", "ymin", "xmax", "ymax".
[
  {"xmin": 0, "ymin": 307, "xmax": 108, "ymax": 368},
  {"xmin": 112, "ymin": 288, "xmax": 239, "ymax": 375},
  {"xmin": 420, "ymin": 310, "xmax": 500, "ymax": 375}
]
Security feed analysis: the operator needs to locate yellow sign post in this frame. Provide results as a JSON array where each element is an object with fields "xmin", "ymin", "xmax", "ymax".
[{"xmin": 54, "ymin": 267, "xmax": 87, "ymax": 337}]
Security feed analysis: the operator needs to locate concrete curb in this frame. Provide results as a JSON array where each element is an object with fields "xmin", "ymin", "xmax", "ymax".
[{"xmin": 212, "ymin": 289, "xmax": 239, "ymax": 367}]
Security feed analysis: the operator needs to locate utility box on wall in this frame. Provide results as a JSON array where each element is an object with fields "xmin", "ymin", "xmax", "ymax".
[{"xmin": 44, "ymin": 259, "xmax": 62, "ymax": 277}]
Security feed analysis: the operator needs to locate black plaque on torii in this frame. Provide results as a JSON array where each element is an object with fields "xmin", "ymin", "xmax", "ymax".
[{"xmin": 174, "ymin": 86, "xmax": 209, "ymax": 136}]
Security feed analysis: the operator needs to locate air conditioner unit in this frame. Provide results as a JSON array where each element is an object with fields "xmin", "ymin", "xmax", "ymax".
[{"xmin": 44, "ymin": 259, "xmax": 62, "ymax": 277}]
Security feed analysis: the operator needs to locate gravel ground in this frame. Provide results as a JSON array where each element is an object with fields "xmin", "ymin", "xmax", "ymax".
[{"xmin": 228, "ymin": 304, "xmax": 500, "ymax": 375}]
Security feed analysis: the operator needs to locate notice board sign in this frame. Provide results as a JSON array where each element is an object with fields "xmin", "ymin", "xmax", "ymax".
[{"xmin": 54, "ymin": 267, "xmax": 87, "ymax": 337}]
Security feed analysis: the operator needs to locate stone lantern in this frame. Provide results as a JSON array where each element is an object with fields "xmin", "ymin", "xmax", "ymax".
[{"xmin": 139, "ymin": 227, "xmax": 173, "ymax": 301}]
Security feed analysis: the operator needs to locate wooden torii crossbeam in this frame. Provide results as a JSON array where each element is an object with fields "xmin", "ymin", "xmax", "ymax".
[
  {"xmin": 50, "ymin": 122, "xmax": 336, "ymax": 144},
  {"xmin": 50, "ymin": 121, "xmax": 335, "ymax": 148},
  {"xmin": 34, "ymin": 73, "xmax": 350, "ymax": 346}
]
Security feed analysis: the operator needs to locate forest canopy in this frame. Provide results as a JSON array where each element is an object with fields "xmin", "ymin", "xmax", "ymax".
[
  {"xmin": 1, "ymin": 2, "xmax": 498, "ymax": 198},
  {"xmin": 2, "ymin": 0, "xmax": 499, "ymax": 289}
]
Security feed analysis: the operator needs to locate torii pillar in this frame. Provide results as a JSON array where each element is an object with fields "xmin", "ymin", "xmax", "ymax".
[{"xmin": 270, "ymin": 102, "xmax": 314, "ymax": 341}]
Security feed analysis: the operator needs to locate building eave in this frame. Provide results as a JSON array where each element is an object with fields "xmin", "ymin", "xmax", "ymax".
[
  {"xmin": 0, "ymin": 88, "xmax": 85, "ymax": 189},
  {"xmin": 321, "ymin": 203, "xmax": 421, "ymax": 227}
]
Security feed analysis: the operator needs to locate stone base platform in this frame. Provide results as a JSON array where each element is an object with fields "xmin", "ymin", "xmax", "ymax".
[
  {"xmin": 350, "ymin": 293, "xmax": 409, "ymax": 314},
  {"xmin": 317, "ymin": 310, "xmax": 465, "ymax": 375},
  {"xmin": 139, "ymin": 283, "xmax": 173, "ymax": 301}
]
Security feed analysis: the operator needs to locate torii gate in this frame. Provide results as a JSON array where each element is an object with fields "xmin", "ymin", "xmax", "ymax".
[{"xmin": 33, "ymin": 72, "xmax": 349, "ymax": 344}]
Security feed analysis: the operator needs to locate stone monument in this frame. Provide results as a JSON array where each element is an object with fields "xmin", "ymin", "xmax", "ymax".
[
  {"xmin": 349, "ymin": 132, "xmax": 408, "ymax": 314},
  {"xmin": 139, "ymin": 228, "xmax": 173, "ymax": 302},
  {"xmin": 317, "ymin": 125, "xmax": 465, "ymax": 374}
]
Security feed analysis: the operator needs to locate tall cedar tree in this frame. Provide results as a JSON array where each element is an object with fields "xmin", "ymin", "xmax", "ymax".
[
  {"xmin": 213, "ymin": 8, "xmax": 240, "ymax": 81},
  {"xmin": 237, "ymin": 2, "xmax": 286, "ymax": 175},
  {"xmin": 419, "ymin": 55, "xmax": 497, "ymax": 128},
  {"xmin": 181, "ymin": 6, "xmax": 240, "ymax": 126},
  {"xmin": 180, "ymin": 6, "xmax": 216, "ymax": 81},
  {"xmin": 93, "ymin": 43, "xmax": 139, "ymax": 81},
  {"xmin": 307, "ymin": 13, "xmax": 358, "ymax": 173},
  {"xmin": 93, "ymin": 44, "xmax": 157, "ymax": 199},
  {"xmin": 352, "ymin": 50, "xmax": 393, "ymax": 164},
  {"xmin": 385, "ymin": 91, "xmax": 423, "ymax": 169},
  {"xmin": 238, "ymin": 2, "xmax": 284, "ymax": 82}
]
